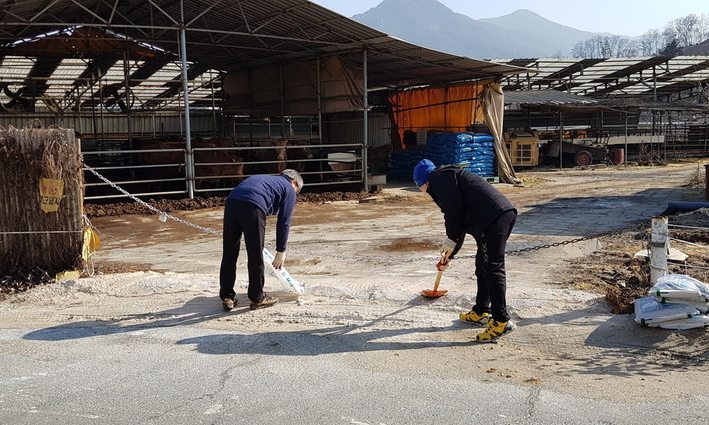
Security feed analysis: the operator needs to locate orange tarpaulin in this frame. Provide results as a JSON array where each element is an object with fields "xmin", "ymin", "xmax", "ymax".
[
  {"xmin": 388, "ymin": 80, "xmax": 521, "ymax": 185},
  {"xmin": 389, "ymin": 81, "xmax": 488, "ymax": 146}
]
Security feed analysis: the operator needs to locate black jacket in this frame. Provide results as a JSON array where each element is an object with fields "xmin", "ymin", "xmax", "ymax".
[{"xmin": 427, "ymin": 167, "xmax": 516, "ymax": 257}]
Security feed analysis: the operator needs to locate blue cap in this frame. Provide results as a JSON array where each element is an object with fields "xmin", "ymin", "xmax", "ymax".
[{"xmin": 413, "ymin": 159, "xmax": 435, "ymax": 187}]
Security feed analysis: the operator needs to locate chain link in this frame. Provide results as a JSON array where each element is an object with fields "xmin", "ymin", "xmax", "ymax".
[
  {"xmin": 85, "ymin": 165, "xmax": 647, "ymax": 259},
  {"xmin": 84, "ymin": 165, "xmax": 224, "ymax": 236},
  {"xmin": 503, "ymin": 221, "xmax": 647, "ymax": 256}
]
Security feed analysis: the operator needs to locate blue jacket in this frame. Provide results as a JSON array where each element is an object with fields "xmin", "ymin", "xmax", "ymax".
[{"xmin": 227, "ymin": 175, "xmax": 297, "ymax": 252}]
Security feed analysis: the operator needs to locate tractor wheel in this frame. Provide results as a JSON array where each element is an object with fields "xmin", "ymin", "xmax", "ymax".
[{"xmin": 574, "ymin": 150, "xmax": 593, "ymax": 167}]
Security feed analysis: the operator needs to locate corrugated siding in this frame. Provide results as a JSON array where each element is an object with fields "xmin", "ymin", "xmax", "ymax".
[
  {"xmin": 0, "ymin": 113, "xmax": 218, "ymax": 137},
  {"xmin": 325, "ymin": 114, "xmax": 391, "ymax": 148}
]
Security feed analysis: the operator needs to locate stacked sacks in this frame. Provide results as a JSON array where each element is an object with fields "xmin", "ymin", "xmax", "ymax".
[
  {"xmin": 425, "ymin": 133, "xmax": 496, "ymax": 177},
  {"xmin": 388, "ymin": 148, "xmax": 426, "ymax": 181},
  {"xmin": 634, "ymin": 274, "xmax": 709, "ymax": 330}
]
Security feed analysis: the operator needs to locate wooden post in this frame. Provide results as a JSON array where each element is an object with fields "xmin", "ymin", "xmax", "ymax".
[{"xmin": 650, "ymin": 216, "xmax": 668, "ymax": 285}]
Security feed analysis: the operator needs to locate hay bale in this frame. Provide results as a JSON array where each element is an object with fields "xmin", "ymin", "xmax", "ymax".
[{"xmin": 0, "ymin": 126, "xmax": 83, "ymax": 275}]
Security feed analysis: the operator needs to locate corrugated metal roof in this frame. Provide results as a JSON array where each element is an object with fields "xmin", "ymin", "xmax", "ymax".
[
  {"xmin": 505, "ymin": 90, "xmax": 598, "ymax": 106},
  {"xmin": 0, "ymin": 0, "xmax": 526, "ymax": 89},
  {"xmin": 495, "ymin": 56, "xmax": 709, "ymax": 99}
]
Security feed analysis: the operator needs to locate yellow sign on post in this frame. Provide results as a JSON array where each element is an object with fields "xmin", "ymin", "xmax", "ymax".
[{"xmin": 39, "ymin": 178, "xmax": 64, "ymax": 213}]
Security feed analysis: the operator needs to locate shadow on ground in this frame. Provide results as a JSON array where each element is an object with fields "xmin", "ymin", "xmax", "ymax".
[
  {"xmin": 23, "ymin": 296, "xmax": 223, "ymax": 341},
  {"xmin": 23, "ymin": 297, "xmax": 474, "ymax": 354},
  {"xmin": 515, "ymin": 188, "xmax": 695, "ymax": 237}
]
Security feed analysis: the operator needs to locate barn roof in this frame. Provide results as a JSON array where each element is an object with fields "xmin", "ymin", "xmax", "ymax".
[
  {"xmin": 0, "ymin": 0, "xmax": 526, "ymax": 112},
  {"xmin": 495, "ymin": 56, "xmax": 709, "ymax": 101}
]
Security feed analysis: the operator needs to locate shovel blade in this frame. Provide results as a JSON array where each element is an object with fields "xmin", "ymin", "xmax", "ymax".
[{"xmin": 421, "ymin": 289, "xmax": 448, "ymax": 298}]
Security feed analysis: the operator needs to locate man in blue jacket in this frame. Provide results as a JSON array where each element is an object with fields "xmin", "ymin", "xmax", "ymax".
[
  {"xmin": 219, "ymin": 169, "xmax": 303, "ymax": 311},
  {"xmin": 413, "ymin": 159, "xmax": 517, "ymax": 342}
]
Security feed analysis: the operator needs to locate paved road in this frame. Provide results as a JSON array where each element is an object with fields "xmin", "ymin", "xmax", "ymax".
[{"xmin": 2, "ymin": 322, "xmax": 707, "ymax": 425}]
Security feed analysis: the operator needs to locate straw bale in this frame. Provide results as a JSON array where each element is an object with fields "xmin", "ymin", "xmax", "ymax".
[{"xmin": 0, "ymin": 126, "xmax": 83, "ymax": 275}]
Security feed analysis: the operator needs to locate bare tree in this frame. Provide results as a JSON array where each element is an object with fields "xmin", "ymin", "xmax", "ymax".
[
  {"xmin": 571, "ymin": 41, "xmax": 586, "ymax": 58},
  {"xmin": 616, "ymin": 37, "xmax": 638, "ymax": 57},
  {"xmin": 674, "ymin": 14, "xmax": 701, "ymax": 46},
  {"xmin": 572, "ymin": 35, "xmax": 637, "ymax": 58},
  {"xmin": 573, "ymin": 12, "xmax": 709, "ymax": 59},
  {"xmin": 639, "ymin": 29, "xmax": 662, "ymax": 56},
  {"xmin": 663, "ymin": 22, "xmax": 678, "ymax": 47}
]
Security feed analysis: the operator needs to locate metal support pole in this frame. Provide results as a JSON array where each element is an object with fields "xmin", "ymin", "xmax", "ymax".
[
  {"xmin": 317, "ymin": 55, "xmax": 323, "ymax": 177},
  {"xmin": 317, "ymin": 55, "xmax": 323, "ymax": 144},
  {"xmin": 363, "ymin": 47, "xmax": 369, "ymax": 192},
  {"xmin": 179, "ymin": 25, "xmax": 194, "ymax": 199},
  {"xmin": 559, "ymin": 111, "xmax": 563, "ymax": 170},
  {"xmin": 600, "ymin": 111, "xmax": 604, "ymax": 145},
  {"xmin": 98, "ymin": 76, "xmax": 104, "ymax": 140},
  {"xmin": 650, "ymin": 216, "xmax": 668, "ymax": 285},
  {"xmin": 123, "ymin": 49, "xmax": 132, "ymax": 148},
  {"xmin": 210, "ymin": 71, "xmax": 217, "ymax": 136},
  {"xmin": 665, "ymin": 111, "xmax": 675, "ymax": 162},
  {"xmin": 653, "ymin": 65, "xmax": 657, "ymax": 102},
  {"xmin": 624, "ymin": 112, "xmax": 628, "ymax": 166},
  {"xmin": 705, "ymin": 163, "xmax": 709, "ymax": 201},
  {"xmin": 658, "ymin": 111, "xmax": 663, "ymax": 163},
  {"xmin": 280, "ymin": 64, "xmax": 285, "ymax": 139}
]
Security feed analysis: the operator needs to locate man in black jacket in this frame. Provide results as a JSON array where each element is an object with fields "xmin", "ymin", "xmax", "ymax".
[{"xmin": 413, "ymin": 159, "xmax": 517, "ymax": 342}]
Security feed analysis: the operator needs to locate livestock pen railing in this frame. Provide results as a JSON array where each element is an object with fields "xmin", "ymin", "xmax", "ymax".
[
  {"xmin": 82, "ymin": 141, "xmax": 364, "ymax": 200},
  {"xmin": 83, "ymin": 147, "xmax": 187, "ymax": 200}
]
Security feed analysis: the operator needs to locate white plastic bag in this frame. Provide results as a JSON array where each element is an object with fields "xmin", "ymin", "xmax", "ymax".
[
  {"xmin": 650, "ymin": 274, "xmax": 709, "ymax": 313},
  {"xmin": 263, "ymin": 248, "xmax": 305, "ymax": 294},
  {"xmin": 651, "ymin": 274, "xmax": 709, "ymax": 298}
]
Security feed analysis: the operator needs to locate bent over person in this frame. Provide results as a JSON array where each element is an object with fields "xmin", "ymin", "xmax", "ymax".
[
  {"xmin": 219, "ymin": 169, "xmax": 303, "ymax": 311},
  {"xmin": 413, "ymin": 159, "xmax": 517, "ymax": 342}
]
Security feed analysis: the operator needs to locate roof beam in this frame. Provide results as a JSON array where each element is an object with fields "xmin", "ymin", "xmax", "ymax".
[
  {"xmin": 68, "ymin": 0, "xmax": 108, "ymax": 24},
  {"xmin": 146, "ymin": 0, "xmax": 179, "ymax": 26},
  {"xmin": 185, "ymin": 0, "xmax": 223, "ymax": 27},
  {"xmin": 535, "ymin": 58, "xmax": 606, "ymax": 87},
  {"xmin": 143, "ymin": 63, "xmax": 208, "ymax": 108},
  {"xmin": 30, "ymin": 0, "xmax": 62, "ymax": 23}
]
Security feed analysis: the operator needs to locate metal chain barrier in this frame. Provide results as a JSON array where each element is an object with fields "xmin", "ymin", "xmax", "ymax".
[
  {"xmin": 503, "ymin": 222, "xmax": 647, "ymax": 256},
  {"xmin": 84, "ymin": 165, "xmax": 223, "ymax": 236},
  {"xmin": 85, "ymin": 164, "xmax": 648, "ymax": 262}
]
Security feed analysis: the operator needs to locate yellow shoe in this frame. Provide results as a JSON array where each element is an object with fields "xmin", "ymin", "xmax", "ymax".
[
  {"xmin": 475, "ymin": 320, "xmax": 516, "ymax": 343},
  {"xmin": 459, "ymin": 310, "xmax": 492, "ymax": 325}
]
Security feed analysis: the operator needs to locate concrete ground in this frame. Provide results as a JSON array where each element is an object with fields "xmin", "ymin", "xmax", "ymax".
[{"xmin": 1, "ymin": 162, "xmax": 708, "ymax": 424}]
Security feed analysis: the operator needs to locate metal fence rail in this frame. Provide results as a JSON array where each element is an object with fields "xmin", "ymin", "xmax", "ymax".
[{"xmin": 83, "ymin": 141, "xmax": 364, "ymax": 200}]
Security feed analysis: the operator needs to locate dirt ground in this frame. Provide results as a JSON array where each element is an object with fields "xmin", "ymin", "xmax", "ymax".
[
  {"xmin": 2, "ymin": 161, "xmax": 709, "ymax": 403},
  {"xmin": 83, "ymin": 191, "xmax": 373, "ymax": 218}
]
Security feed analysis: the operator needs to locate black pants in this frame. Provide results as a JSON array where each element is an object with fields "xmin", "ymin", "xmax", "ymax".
[
  {"xmin": 472, "ymin": 210, "xmax": 517, "ymax": 323},
  {"xmin": 219, "ymin": 199, "xmax": 267, "ymax": 303}
]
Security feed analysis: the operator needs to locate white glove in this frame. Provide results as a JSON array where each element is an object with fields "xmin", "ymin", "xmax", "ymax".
[
  {"xmin": 272, "ymin": 251, "xmax": 286, "ymax": 269},
  {"xmin": 440, "ymin": 238, "xmax": 456, "ymax": 257}
]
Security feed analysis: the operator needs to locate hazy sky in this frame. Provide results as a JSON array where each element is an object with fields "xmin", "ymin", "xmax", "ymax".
[{"xmin": 310, "ymin": 0, "xmax": 709, "ymax": 37}]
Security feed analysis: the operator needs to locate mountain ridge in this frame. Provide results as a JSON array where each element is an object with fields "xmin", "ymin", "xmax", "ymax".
[{"xmin": 352, "ymin": 0, "xmax": 606, "ymax": 59}]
